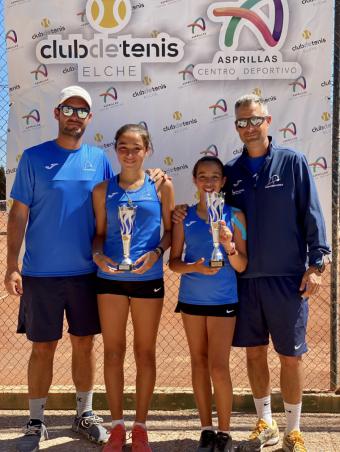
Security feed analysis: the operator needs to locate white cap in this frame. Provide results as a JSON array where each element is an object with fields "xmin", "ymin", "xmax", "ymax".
[{"xmin": 58, "ymin": 85, "xmax": 92, "ymax": 109}]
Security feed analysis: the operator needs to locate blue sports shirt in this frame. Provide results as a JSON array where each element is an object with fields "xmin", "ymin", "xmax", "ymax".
[
  {"xmin": 178, "ymin": 204, "xmax": 238, "ymax": 306},
  {"xmin": 223, "ymin": 138, "xmax": 331, "ymax": 278},
  {"xmin": 97, "ymin": 173, "xmax": 163, "ymax": 281},
  {"xmin": 11, "ymin": 140, "xmax": 113, "ymax": 276}
]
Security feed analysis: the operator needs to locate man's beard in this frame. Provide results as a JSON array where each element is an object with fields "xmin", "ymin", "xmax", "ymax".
[{"xmin": 61, "ymin": 124, "xmax": 85, "ymax": 139}]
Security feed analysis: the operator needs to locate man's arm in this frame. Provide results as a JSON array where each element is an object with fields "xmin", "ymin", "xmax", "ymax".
[
  {"xmin": 295, "ymin": 154, "xmax": 331, "ymax": 296},
  {"xmin": 4, "ymin": 200, "xmax": 29, "ymax": 296}
]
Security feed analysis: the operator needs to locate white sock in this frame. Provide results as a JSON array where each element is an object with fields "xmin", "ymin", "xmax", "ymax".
[
  {"xmin": 253, "ymin": 395, "xmax": 272, "ymax": 425},
  {"xmin": 29, "ymin": 398, "xmax": 47, "ymax": 423},
  {"xmin": 201, "ymin": 426, "xmax": 214, "ymax": 432},
  {"xmin": 133, "ymin": 422, "xmax": 146, "ymax": 430},
  {"xmin": 284, "ymin": 401, "xmax": 302, "ymax": 433},
  {"xmin": 112, "ymin": 419, "xmax": 125, "ymax": 429},
  {"xmin": 217, "ymin": 430, "xmax": 231, "ymax": 435},
  {"xmin": 76, "ymin": 390, "xmax": 93, "ymax": 416}
]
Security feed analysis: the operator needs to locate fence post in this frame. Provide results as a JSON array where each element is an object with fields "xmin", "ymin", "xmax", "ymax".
[{"xmin": 330, "ymin": 0, "xmax": 340, "ymax": 391}]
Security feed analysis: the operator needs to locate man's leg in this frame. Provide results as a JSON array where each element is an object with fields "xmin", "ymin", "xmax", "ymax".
[
  {"xmin": 66, "ymin": 274, "xmax": 108, "ymax": 444},
  {"xmin": 28, "ymin": 340, "xmax": 58, "ymax": 421},
  {"xmin": 280, "ymin": 354, "xmax": 304, "ymax": 429},
  {"xmin": 69, "ymin": 334, "xmax": 95, "ymax": 414}
]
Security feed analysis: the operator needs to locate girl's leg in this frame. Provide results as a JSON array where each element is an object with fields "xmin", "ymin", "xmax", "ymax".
[
  {"xmin": 97, "ymin": 294, "xmax": 130, "ymax": 420},
  {"xmin": 207, "ymin": 316, "xmax": 236, "ymax": 431},
  {"xmin": 130, "ymin": 297, "xmax": 163, "ymax": 423},
  {"xmin": 181, "ymin": 313, "xmax": 212, "ymax": 427}
]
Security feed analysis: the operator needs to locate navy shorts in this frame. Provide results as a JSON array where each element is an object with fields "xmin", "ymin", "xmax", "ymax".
[
  {"xmin": 232, "ymin": 276, "xmax": 308, "ymax": 356},
  {"xmin": 96, "ymin": 277, "xmax": 164, "ymax": 298},
  {"xmin": 175, "ymin": 301, "xmax": 238, "ymax": 317},
  {"xmin": 17, "ymin": 273, "xmax": 101, "ymax": 342}
]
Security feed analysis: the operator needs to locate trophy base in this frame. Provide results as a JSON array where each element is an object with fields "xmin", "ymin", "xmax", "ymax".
[
  {"xmin": 209, "ymin": 260, "xmax": 225, "ymax": 268},
  {"xmin": 117, "ymin": 263, "xmax": 134, "ymax": 271}
]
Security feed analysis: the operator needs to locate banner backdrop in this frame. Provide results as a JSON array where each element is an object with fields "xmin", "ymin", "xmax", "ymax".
[{"xmin": 5, "ymin": 0, "xmax": 333, "ymax": 240}]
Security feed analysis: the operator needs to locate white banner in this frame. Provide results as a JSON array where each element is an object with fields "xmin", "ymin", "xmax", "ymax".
[{"xmin": 5, "ymin": 0, "xmax": 333, "ymax": 241}]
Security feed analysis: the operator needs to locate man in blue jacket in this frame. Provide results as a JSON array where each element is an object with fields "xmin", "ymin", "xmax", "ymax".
[
  {"xmin": 4, "ymin": 86, "xmax": 112, "ymax": 452},
  {"xmin": 226, "ymin": 94, "xmax": 330, "ymax": 452}
]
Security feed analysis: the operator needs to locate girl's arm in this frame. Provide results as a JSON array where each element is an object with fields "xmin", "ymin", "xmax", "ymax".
[
  {"xmin": 133, "ymin": 179, "xmax": 175, "ymax": 273},
  {"xmin": 169, "ymin": 221, "xmax": 220, "ymax": 275},
  {"xmin": 220, "ymin": 210, "xmax": 248, "ymax": 273},
  {"xmin": 92, "ymin": 181, "xmax": 118, "ymax": 272}
]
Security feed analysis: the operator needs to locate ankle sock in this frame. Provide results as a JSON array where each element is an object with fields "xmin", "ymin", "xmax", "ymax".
[
  {"xmin": 29, "ymin": 398, "xmax": 47, "ymax": 423},
  {"xmin": 253, "ymin": 395, "xmax": 272, "ymax": 425},
  {"xmin": 76, "ymin": 390, "xmax": 93, "ymax": 417},
  {"xmin": 284, "ymin": 401, "xmax": 302, "ymax": 432}
]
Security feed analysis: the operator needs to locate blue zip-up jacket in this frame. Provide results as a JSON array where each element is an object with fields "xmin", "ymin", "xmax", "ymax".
[{"xmin": 223, "ymin": 138, "xmax": 330, "ymax": 278}]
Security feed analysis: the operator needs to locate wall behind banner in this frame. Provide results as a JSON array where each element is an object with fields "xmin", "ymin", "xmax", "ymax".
[{"xmin": 5, "ymin": 0, "xmax": 333, "ymax": 240}]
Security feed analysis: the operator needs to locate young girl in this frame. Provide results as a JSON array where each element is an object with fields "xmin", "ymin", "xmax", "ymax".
[
  {"xmin": 92, "ymin": 124, "xmax": 174, "ymax": 452},
  {"xmin": 169, "ymin": 156, "xmax": 247, "ymax": 452}
]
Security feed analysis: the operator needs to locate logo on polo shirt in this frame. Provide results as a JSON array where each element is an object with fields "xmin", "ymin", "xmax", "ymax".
[{"xmin": 265, "ymin": 174, "xmax": 283, "ymax": 188}]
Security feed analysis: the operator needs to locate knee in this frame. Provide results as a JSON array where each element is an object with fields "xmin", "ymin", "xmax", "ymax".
[
  {"xmin": 209, "ymin": 363, "xmax": 229, "ymax": 384},
  {"xmin": 191, "ymin": 353, "xmax": 209, "ymax": 372},
  {"xmin": 104, "ymin": 346, "xmax": 126, "ymax": 367},
  {"xmin": 134, "ymin": 348, "xmax": 156, "ymax": 369},
  {"xmin": 246, "ymin": 346, "xmax": 268, "ymax": 364},
  {"xmin": 279, "ymin": 354, "xmax": 302, "ymax": 369},
  {"xmin": 71, "ymin": 335, "xmax": 95, "ymax": 354},
  {"xmin": 31, "ymin": 341, "xmax": 57, "ymax": 360}
]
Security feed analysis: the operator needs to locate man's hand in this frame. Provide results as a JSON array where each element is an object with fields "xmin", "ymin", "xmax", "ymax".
[
  {"xmin": 299, "ymin": 267, "xmax": 322, "ymax": 298},
  {"xmin": 172, "ymin": 204, "xmax": 188, "ymax": 224},
  {"xmin": 4, "ymin": 268, "xmax": 23, "ymax": 296},
  {"xmin": 146, "ymin": 168, "xmax": 170, "ymax": 183}
]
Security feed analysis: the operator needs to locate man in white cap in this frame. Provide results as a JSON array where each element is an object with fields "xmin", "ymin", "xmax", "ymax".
[{"xmin": 5, "ymin": 86, "xmax": 111, "ymax": 451}]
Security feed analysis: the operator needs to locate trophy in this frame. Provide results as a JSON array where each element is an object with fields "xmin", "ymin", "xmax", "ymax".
[
  {"xmin": 206, "ymin": 192, "xmax": 225, "ymax": 268},
  {"xmin": 117, "ymin": 204, "xmax": 137, "ymax": 271}
]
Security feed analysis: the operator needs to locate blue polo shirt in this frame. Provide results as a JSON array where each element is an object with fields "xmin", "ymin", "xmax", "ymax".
[{"xmin": 11, "ymin": 140, "xmax": 113, "ymax": 276}]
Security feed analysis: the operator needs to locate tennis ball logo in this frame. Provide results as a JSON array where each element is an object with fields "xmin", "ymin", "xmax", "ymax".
[
  {"xmin": 252, "ymin": 88, "xmax": 262, "ymax": 97},
  {"xmin": 150, "ymin": 30, "xmax": 160, "ymax": 38},
  {"xmin": 302, "ymin": 29, "xmax": 311, "ymax": 40},
  {"xmin": 321, "ymin": 112, "xmax": 331, "ymax": 121},
  {"xmin": 41, "ymin": 18, "xmax": 51, "ymax": 28},
  {"xmin": 86, "ymin": 0, "xmax": 132, "ymax": 34},
  {"xmin": 94, "ymin": 133, "xmax": 104, "ymax": 142},
  {"xmin": 164, "ymin": 156, "xmax": 174, "ymax": 166},
  {"xmin": 173, "ymin": 111, "xmax": 182, "ymax": 121},
  {"xmin": 143, "ymin": 76, "xmax": 152, "ymax": 86}
]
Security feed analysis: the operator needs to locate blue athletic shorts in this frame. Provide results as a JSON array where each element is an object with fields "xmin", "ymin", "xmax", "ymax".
[
  {"xmin": 232, "ymin": 276, "xmax": 308, "ymax": 356},
  {"xmin": 17, "ymin": 273, "xmax": 100, "ymax": 342}
]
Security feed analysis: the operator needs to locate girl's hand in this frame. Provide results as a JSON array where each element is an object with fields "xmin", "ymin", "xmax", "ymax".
[
  {"xmin": 132, "ymin": 251, "xmax": 159, "ymax": 274},
  {"xmin": 191, "ymin": 257, "xmax": 221, "ymax": 275},
  {"xmin": 93, "ymin": 253, "xmax": 121, "ymax": 273},
  {"xmin": 219, "ymin": 220, "xmax": 233, "ymax": 249}
]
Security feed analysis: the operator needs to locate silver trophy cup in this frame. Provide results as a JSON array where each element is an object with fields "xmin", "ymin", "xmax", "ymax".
[
  {"xmin": 206, "ymin": 192, "xmax": 225, "ymax": 268},
  {"xmin": 118, "ymin": 204, "xmax": 137, "ymax": 271}
]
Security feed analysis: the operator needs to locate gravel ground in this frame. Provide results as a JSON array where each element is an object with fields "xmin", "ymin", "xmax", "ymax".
[{"xmin": 0, "ymin": 410, "xmax": 339, "ymax": 451}]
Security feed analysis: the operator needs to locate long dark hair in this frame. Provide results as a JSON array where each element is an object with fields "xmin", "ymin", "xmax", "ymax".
[{"xmin": 192, "ymin": 156, "xmax": 224, "ymax": 177}]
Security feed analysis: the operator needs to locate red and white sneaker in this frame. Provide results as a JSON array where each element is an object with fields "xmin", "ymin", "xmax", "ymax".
[
  {"xmin": 102, "ymin": 424, "xmax": 126, "ymax": 452},
  {"xmin": 131, "ymin": 425, "xmax": 152, "ymax": 452}
]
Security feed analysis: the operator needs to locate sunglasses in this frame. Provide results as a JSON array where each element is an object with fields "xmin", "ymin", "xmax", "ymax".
[
  {"xmin": 235, "ymin": 116, "xmax": 268, "ymax": 129},
  {"xmin": 58, "ymin": 105, "xmax": 90, "ymax": 119}
]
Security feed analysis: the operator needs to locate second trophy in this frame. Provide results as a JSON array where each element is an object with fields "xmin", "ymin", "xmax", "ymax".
[{"xmin": 117, "ymin": 203, "xmax": 137, "ymax": 271}]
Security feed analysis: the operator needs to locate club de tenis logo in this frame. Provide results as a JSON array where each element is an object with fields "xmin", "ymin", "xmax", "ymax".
[
  {"xmin": 36, "ymin": 0, "xmax": 184, "ymax": 82},
  {"xmin": 194, "ymin": 0, "xmax": 301, "ymax": 80}
]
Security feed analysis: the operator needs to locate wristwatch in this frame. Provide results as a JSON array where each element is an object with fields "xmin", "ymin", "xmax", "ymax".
[
  {"xmin": 311, "ymin": 257, "xmax": 326, "ymax": 274},
  {"xmin": 153, "ymin": 246, "xmax": 165, "ymax": 259}
]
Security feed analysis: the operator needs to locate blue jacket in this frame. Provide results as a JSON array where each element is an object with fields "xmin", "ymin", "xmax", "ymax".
[{"xmin": 223, "ymin": 138, "xmax": 331, "ymax": 278}]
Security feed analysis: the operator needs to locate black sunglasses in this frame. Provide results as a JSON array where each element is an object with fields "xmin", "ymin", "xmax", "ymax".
[
  {"xmin": 58, "ymin": 105, "xmax": 90, "ymax": 119},
  {"xmin": 235, "ymin": 116, "xmax": 268, "ymax": 129}
]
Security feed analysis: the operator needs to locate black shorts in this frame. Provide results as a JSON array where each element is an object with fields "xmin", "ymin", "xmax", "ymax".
[
  {"xmin": 175, "ymin": 301, "xmax": 238, "ymax": 317},
  {"xmin": 17, "ymin": 273, "xmax": 101, "ymax": 342},
  {"xmin": 96, "ymin": 277, "xmax": 165, "ymax": 298}
]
